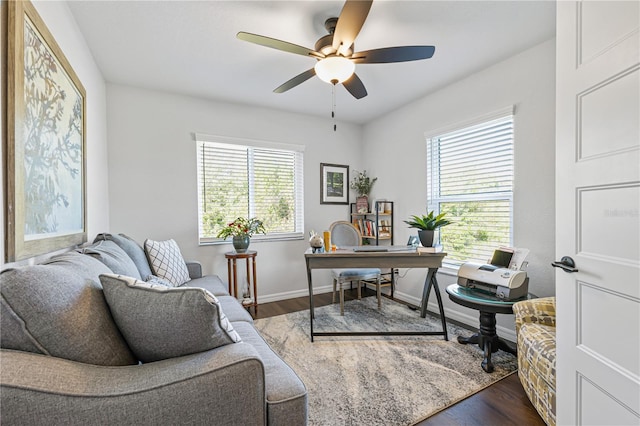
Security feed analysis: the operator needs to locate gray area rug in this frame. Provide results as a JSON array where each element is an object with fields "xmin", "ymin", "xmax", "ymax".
[{"xmin": 254, "ymin": 296, "xmax": 517, "ymax": 426}]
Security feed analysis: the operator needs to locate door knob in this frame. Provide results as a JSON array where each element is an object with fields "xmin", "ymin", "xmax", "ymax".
[{"xmin": 551, "ymin": 256, "xmax": 578, "ymax": 273}]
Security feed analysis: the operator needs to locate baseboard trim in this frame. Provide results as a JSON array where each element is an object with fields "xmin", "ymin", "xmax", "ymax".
[{"xmin": 257, "ymin": 285, "xmax": 333, "ymax": 304}]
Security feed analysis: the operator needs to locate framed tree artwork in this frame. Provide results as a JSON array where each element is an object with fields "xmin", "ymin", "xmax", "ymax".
[
  {"xmin": 6, "ymin": 0, "xmax": 87, "ymax": 262},
  {"xmin": 320, "ymin": 163, "xmax": 349, "ymax": 205}
]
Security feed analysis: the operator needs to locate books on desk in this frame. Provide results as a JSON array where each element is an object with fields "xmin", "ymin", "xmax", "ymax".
[{"xmin": 416, "ymin": 244, "xmax": 443, "ymax": 254}]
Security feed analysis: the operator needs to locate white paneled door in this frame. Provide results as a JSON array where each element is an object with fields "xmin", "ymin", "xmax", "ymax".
[{"xmin": 556, "ymin": 1, "xmax": 640, "ymax": 425}]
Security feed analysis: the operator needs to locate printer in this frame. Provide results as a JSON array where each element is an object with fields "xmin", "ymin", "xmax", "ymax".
[{"xmin": 457, "ymin": 248, "xmax": 529, "ymax": 300}]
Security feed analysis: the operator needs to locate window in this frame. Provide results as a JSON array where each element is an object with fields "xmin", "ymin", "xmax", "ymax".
[
  {"xmin": 196, "ymin": 135, "xmax": 304, "ymax": 244},
  {"xmin": 426, "ymin": 109, "xmax": 514, "ymax": 268}
]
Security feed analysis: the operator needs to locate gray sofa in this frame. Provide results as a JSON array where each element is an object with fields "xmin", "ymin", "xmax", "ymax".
[{"xmin": 0, "ymin": 234, "xmax": 307, "ymax": 425}]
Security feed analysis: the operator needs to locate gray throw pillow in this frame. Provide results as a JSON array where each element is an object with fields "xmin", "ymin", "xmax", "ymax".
[
  {"xmin": 0, "ymin": 252, "xmax": 137, "ymax": 366},
  {"xmin": 100, "ymin": 274, "xmax": 241, "ymax": 363},
  {"xmin": 94, "ymin": 233, "xmax": 154, "ymax": 279},
  {"xmin": 144, "ymin": 239, "xmax": 191, "ymax": 286},
  {"xmin": 80, "ymin": 240, "xmax": 142, "ymax": 280}
]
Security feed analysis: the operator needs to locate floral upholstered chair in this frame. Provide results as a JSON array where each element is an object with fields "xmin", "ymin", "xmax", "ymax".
[{"xmin": 513, "ymin": 296, "xmax": 556, "ymax": 426}]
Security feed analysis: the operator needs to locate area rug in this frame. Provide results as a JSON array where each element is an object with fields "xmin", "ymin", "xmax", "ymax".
[{"xmin": 254, "ymin": 296, "xmax": 517, "ymax": 426}]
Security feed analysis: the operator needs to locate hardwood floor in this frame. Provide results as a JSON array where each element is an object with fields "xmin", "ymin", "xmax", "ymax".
[{"xmin": 252, "ymin": 289, "xmax": 546, "ymax": 426}]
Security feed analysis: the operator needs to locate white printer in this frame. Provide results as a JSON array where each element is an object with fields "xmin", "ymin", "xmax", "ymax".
[{"xmin": 457, "ymin": 248, "xmax": 529, "ymax": 300}]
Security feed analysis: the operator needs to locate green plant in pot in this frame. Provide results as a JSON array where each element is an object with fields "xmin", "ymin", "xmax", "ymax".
[{"xmin": 404, "ymin": 211, "xmax": 452, "ymax": 247}]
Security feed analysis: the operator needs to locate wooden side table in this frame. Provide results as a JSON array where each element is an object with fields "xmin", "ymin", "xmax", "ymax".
[{"xmin": 225, "ymin": 251, "xmax": 258, "ymax": 312}]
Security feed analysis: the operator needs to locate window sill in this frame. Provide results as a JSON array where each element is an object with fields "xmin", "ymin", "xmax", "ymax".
[
  {"xmin": 438, "ymin": 265, "xmax": 461, "ymax": 277},
  {"xmin": 198, "ymin": 234, "xmax": 304, "ymax": 246}
]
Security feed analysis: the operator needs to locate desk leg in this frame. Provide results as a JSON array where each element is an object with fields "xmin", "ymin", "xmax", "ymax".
[
  {"xmin": 390, "ymin": 269, "xmax": 395, "ymax": 299},
  {"xmin": 305, "ymin": 258, "xmax": 315, "ymax": 342},
  {"xmin": 419, "ymin": 268, "xmax": 448, "ymax": 341},
  {"xmin": 419, "ymin": 269, "xmax": 433, "ymax": 318},
  {"xmin": 432, "ymin": 273, "xmax": 448, "ymax": 341}
]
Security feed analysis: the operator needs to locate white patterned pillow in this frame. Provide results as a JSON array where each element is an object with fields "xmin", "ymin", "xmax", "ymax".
[
  {"xmin": 144, "ymin": 239, "xmax": 190, "ymax": 286},
  {"xmin": 100, "ymin": 274, "xmax": 241, "ymax": 363}
]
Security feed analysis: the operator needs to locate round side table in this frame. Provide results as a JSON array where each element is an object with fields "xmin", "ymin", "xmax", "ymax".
[
  {"xmin": 225, "ymin": 251, "xmax": 258, "ymax": 313},
  {"xmin": 446, "ymin": 283, "xmax": 535, "ymax": 373}
]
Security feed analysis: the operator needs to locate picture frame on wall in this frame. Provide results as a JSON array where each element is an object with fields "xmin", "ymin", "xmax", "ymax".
[
  {"xmin": 320, "ymin": 163, "xmax": 349, "ymax": 205},
  {"xmin": 5, "ymin": 0, "xmax": 87, "ymax": 262}
]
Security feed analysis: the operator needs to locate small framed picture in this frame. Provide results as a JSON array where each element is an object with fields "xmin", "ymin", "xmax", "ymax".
[{"xmin": 320, "ymin": 163, "xmax": 349, "ymax": 205}]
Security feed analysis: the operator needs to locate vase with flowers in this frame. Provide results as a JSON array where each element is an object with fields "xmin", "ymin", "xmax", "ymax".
[
  {"xmin": 217, "ymin": 217, "xmax": 266, "ymax": 253},
  {"xmin": 350, "ymin": 170, "xmax": 378, "ymax": 213}
]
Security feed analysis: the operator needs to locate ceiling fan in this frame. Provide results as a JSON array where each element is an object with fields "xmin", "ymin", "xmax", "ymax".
[{"xmin": 237, "ymin": 0, "xmax": 435, "ymax": 100}]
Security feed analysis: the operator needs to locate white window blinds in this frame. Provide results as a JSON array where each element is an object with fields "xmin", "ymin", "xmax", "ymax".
[
  {"xmin": 196, "ymin": 138, "xmax": 304, "ymax": 243},
  {"xmin": 427, "ymin": 112, "xmax": 514, "ymax": 267}
]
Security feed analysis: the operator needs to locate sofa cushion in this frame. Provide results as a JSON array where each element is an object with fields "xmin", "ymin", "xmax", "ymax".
[
  {"xmin": 144, "ymin": 239, "xmax": 190, "ymax": 286},
  {"xmin": 0, "ymin": 252, "xmax": 136, "ymax": 366},
  {"xmin": 94, "ymin": 233, "xmax": 154, "ymax": 279},
  {"xmin": 217, "ymin": 295, "xmax": 255, "ymax": 323},
  {"xmin": 232, "ymin": 321, "xmax": 308, "ymax": 425},
  {"xmin": 80, "ymin": 240, "xmax": 142, "ymax": 280},
  {"xmin": 186, "ymin": 274, "xmax": 230, "ymax": 296},
  {"xmin": 100, "ymin": 274, "xmax": 241, "ymax": 363}
]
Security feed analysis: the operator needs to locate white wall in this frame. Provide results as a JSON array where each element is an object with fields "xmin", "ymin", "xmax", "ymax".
[
  {"xmin": 106, "ymin": 84, "xmax": 363, "ymax": 301},
  {"xmin": 2, "ymin": 2, "xmax": 556, "ymax": 340},
  {"xmin": 362, "ymin": 39, "xmax": 557, "ymax": 339},
  {"xmin": 0, "ymin": 0, "xmax": 110, "ymax": 267}
]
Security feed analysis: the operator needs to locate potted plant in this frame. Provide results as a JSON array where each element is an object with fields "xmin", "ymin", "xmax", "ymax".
[
  {"xmin": 404, "ymin": 210, "xmax": 452, "ymax": 247},
  {"xmin": 350, "ymin": 170, "xmax": 377, "ymax": 213},
  {"xmin": 217, "ymin": 217, "xmax": 266, "ymax": 253}
]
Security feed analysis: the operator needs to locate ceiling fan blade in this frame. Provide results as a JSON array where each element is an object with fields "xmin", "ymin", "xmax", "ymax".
[
  {"xmin": 332, "ymin": 0, "xmax": 373, "ymax": 56},
  {"xmin": 273, "ymin": 68, "xmax": 317, "ymax": 93},
  {"xmin": 237, "ymin": 32, "xmax": 324, "ymax": 59},
  {"xmin": 342, "ymin": 73, "xmax": 367, "ymax": 99},
  {"xmin": 351, "ymin": 46, "xmax": 436, "ymax": 64}
]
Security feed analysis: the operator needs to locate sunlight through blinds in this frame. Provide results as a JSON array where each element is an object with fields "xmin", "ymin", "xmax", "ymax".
[
  {"xmin": 427, "ymin": 112, "xmax": 514, "ymax": 267},
  {"xmin": 197, "ymin": 139, "xmax": 304, "ymax": 243}
]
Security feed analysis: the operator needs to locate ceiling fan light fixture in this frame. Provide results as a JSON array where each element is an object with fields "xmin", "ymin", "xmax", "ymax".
[
  {"xmin": 314, "ymin": 56, "xmax": 355, "ymax": 84},
  {"xmin": 237, "ymin": 0, "xmax": 435, "ymax": 99}
]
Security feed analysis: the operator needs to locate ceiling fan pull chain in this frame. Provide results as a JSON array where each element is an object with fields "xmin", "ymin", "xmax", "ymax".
[{"xmin": 332, "ymin": 83, "xmax": 337, "ymax": 131}]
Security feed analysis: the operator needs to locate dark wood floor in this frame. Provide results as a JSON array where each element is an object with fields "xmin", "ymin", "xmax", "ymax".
[{"xmin": 253, "ymin": 289, "xmax": 546, "ymax": 426}]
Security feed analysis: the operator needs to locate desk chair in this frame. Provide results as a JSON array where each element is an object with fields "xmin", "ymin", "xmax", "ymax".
[{"xmin": 329, "ymin": 221, "xmax": 382, "ymax": 315}]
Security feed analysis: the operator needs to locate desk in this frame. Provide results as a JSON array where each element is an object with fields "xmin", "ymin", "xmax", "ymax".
[
  {"xmin": 304, "ymin": 249, "xmax": 448, "ymax": 342},
  {"xmin": 225, "ymin": 251, "xmax": 258, "ymax": 312},
  {"xmin": 446, "ymin": 284, "xmax": 535, "ymax": 373}
]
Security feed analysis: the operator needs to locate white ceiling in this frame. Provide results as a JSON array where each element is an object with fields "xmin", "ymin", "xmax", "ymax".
[{"xmin": 67, "ymin": 0, "xmax": 556, "ymax": 125}]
